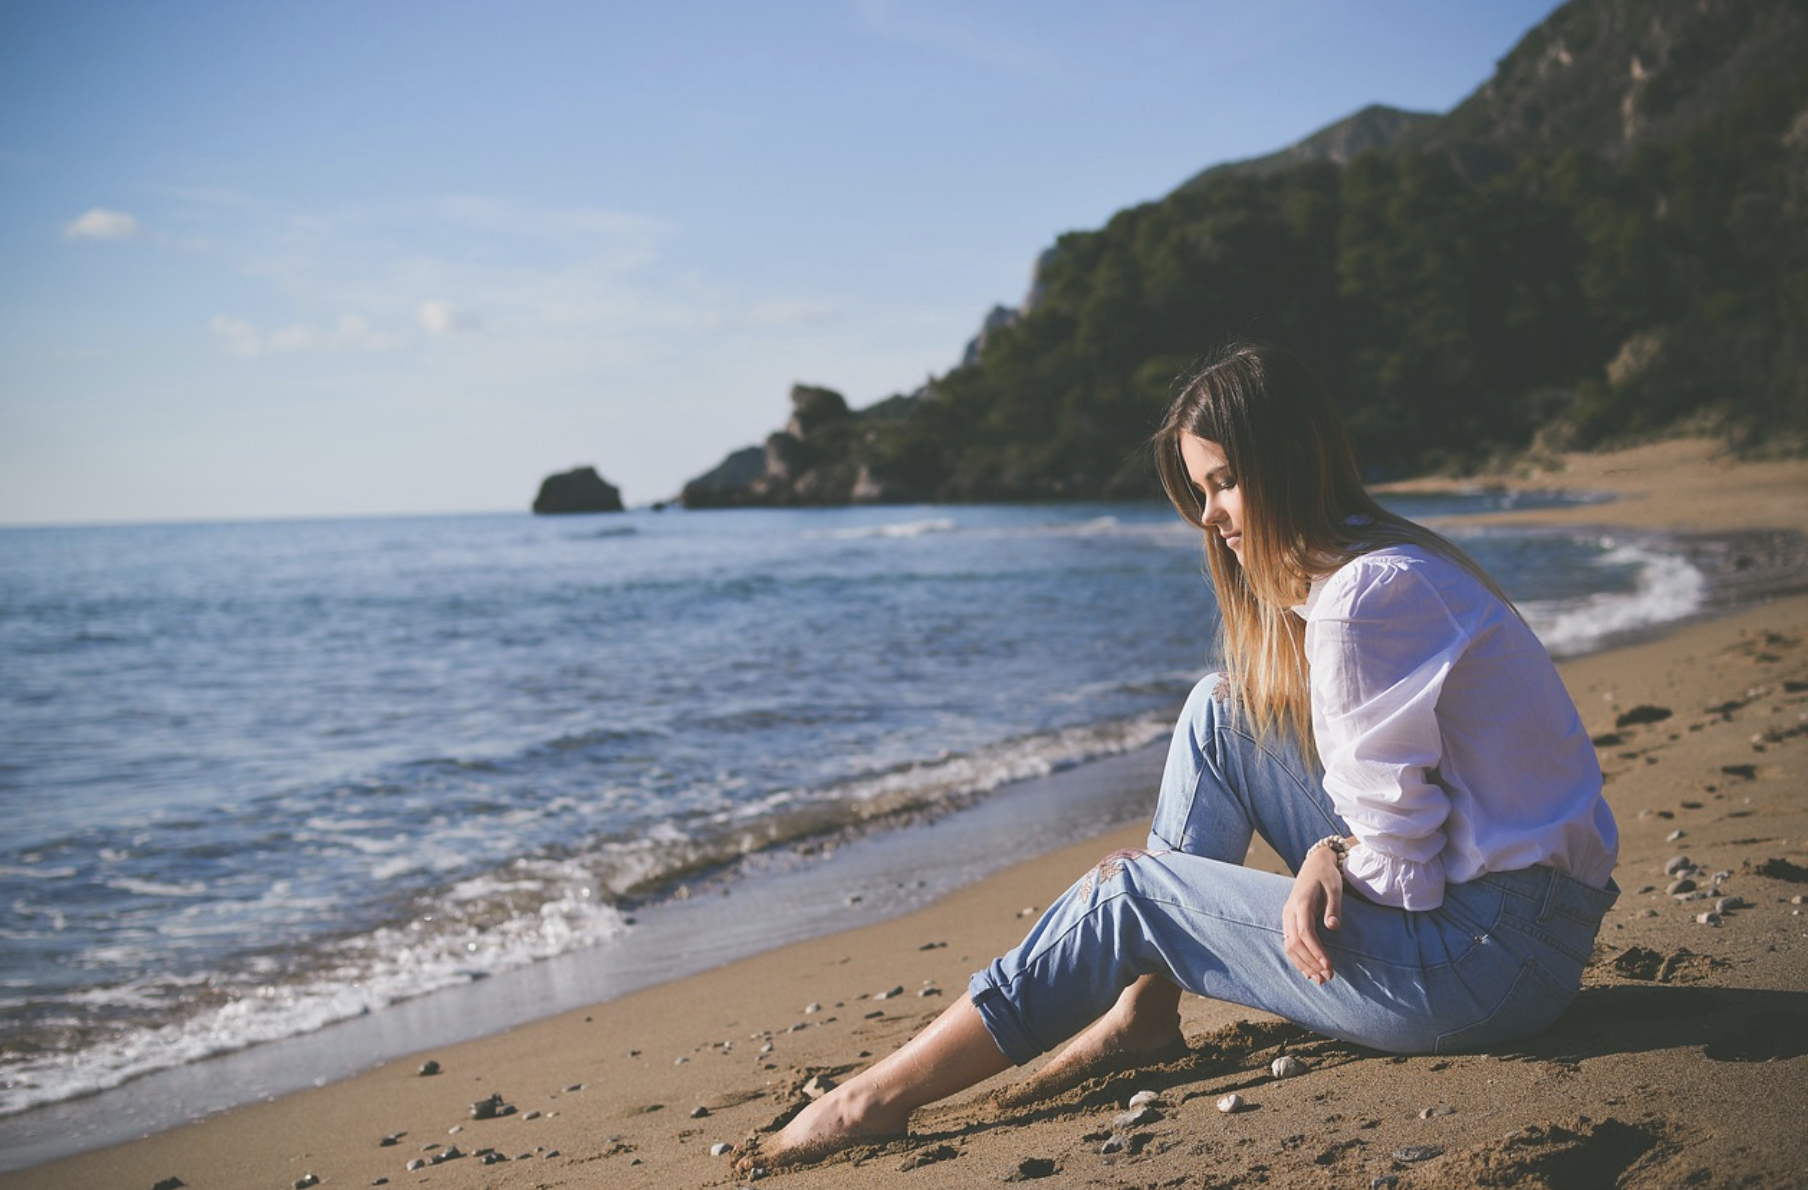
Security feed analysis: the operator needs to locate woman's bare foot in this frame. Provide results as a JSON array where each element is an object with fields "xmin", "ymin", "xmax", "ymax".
[
  {"xmin": 994, "ymin": 976, "xmax": 1187, "ymax": 1108},
  {"xmin": 731, "ymin": 998, "xmax": 1011, "ymax": 1173},
  {"xmin": 732, "ymin": 1083, "xmax": 906, "ymax": 1174}
]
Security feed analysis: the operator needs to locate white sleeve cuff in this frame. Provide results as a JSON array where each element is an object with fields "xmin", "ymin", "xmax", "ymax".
[{"xmin": 1344, "ymin": 843, "xmax": 1446, "ymax": 911}]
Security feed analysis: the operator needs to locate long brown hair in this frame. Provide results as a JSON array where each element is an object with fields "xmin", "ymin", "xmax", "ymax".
[{"xmin": 1153, "ymin": 341, "xmax": 1509, "ymax": 747}]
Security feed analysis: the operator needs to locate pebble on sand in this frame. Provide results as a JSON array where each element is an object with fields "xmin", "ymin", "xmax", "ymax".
[
  {"xmin": 1271, "ymin": 1055, "xmax": 1306, "ymax": 1078},
  {"xmin": 1217, "ymin": 1093, "xmax": 1245, "ymax": 1114},
  {"xmin": 417, "ymin": 1060, "xmax": 441, "ymax": 1077}
]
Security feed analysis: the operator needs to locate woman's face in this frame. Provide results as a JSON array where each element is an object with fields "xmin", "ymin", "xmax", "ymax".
[{"xmin": 1179, "ymin": 434, "xmax": 1245, "ymax": 562}]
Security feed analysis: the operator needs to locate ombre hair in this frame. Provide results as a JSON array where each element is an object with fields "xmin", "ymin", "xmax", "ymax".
[{"xmin": 1154, "ymin": 341, "xmax": 1511, "ymax": 747}]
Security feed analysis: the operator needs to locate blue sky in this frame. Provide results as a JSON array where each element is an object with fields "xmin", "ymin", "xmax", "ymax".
[{"xmin": 0, "ymin": 0, "xmax": 1564, "ymax": 525}]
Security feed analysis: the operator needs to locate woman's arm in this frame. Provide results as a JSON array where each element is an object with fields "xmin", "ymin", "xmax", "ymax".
[
  {"xmin": 1282, "ymin": 834, "xmax": 1355, "ymax": 984},
  {"xmin": 1307, "ymin": 556, "xmax": 1470, "ymax": 910}
]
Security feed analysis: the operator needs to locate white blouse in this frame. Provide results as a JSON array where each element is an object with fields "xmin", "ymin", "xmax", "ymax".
[{"xmin": 1298, "ymin": 545, "xmax": 1618, "ymax": 910}]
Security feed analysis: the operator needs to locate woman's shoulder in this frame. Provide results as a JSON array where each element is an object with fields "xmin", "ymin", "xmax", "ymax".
[{"xmin": 1310, "ymin": 544, "xmax": 1479, "ymax": 618}]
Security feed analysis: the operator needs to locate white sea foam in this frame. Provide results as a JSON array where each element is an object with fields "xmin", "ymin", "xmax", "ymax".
[
  {"xmin": 1524, "ymin": 541, "xmax": 1707, "ymax": 657},
  {"xmin": 103, "ymin": 878, "xmax": 209, "ymax": 898},
  {"xmin": 0, "ymin": 865, "xmax": 631, "ymax": 1118},
  {"xmin": 818, "ymin": 517, "xmax": 959, "ymax": 540}
]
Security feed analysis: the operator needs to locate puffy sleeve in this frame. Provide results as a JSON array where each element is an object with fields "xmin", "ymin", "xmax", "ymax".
[{"xmin": 1306, "ymin": 558, "xmax": 1469, "ymax": 910}]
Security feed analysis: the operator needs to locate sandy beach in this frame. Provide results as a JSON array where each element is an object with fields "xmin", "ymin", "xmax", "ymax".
[{"xmin": 7, "ymin": 439, "xmax": 1808, "ymax": 1190}]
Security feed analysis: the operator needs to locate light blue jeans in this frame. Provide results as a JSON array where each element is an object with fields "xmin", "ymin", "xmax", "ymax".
[{"xmin": 970, "ymin": 674, "xmax": 1617, "ymax": 1061}]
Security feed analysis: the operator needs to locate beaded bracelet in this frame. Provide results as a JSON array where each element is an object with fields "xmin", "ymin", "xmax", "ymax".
[{"xmin": 1311, "ymin": 835, "xmax": 1349, "ymax": 868}]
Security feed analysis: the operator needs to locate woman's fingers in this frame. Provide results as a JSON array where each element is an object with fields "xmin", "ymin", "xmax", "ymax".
[{"xmin": 1282, "ymin": 871, "xmax": 1337, "ymax": 985}]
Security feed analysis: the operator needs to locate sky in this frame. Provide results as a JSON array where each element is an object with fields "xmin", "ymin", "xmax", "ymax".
[{"xmin": 0, "ymin": 0, "xmax": 1566, "ymax": 526}]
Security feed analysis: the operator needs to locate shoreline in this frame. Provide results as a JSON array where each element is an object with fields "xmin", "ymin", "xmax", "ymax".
[{"xmin": 5, "ymin": 438, "xmax": 1807, "ymax": 1188}]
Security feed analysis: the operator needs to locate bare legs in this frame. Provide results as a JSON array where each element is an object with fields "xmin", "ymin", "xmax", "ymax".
[
  {"xmin": 741, "ymin": 974, "xmax": 1187, "ymax": 1171},
  {"xmin": 740, "ymin": 995, "xmax": 1009, "ymax": 1171},
  {"xmin": 994, "ymin": 974, "xmax": 1186, "ymax": 1107}
]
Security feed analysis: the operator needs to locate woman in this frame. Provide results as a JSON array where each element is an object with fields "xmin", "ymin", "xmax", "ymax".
[{"xmin": 739, "ymin": 341, "xmax": 1618, "ymax": 1172}]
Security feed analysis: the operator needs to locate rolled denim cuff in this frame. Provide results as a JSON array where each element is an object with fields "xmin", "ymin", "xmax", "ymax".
[{"xmin": 966, "ymin": 968, "xmax": 1042, "ymax": 1066}]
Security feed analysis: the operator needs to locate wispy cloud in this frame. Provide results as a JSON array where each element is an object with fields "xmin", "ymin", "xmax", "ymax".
[
  {"xmin": 63, "ymin": 208, "xmax": 141, "ymax": 240},
  {"xmin": 418, "ymin": 299, "xmax": 480, "ymax": 337},
  {"xmin": 210, "ymin": 313, "xmax": 407, "ymax": 357},
  {"xmin": 746, "ymin": 300, "xmax": 835, "ymax": 328}
]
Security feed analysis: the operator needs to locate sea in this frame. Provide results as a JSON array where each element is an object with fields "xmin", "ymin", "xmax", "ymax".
[{"xmin": 0, "ymin": 494, "xmax": 1707, "ymax": 1165}]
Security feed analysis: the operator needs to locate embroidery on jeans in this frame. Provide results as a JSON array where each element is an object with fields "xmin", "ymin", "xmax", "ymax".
[{"xmin": 1077, "ymin": 848, "xmax": 1171, "ymax": 899}]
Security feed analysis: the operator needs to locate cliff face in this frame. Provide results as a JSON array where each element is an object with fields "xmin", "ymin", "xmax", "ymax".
[
  {"xmin": 1434, "ymin": 0, "xmax": 1806, "ymax": 158},
  {"xmin": 681, "ymin": 385, "xmax": 924, "ymax": 509}
]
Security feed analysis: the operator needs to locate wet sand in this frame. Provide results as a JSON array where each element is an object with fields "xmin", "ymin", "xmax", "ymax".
[{"xmin": 6, "ymin": 438, "xmax": 1807, "ymax": 1190}]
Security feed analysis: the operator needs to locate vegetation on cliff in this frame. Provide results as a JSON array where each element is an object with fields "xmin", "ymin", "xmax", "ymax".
[{"xmin": 688, "ymin": 0, "xmax": 1808, "ymax": 505}]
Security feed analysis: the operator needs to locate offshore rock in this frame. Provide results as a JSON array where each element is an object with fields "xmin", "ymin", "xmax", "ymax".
[{"xmin": 533, "ymin": 466, "xmax": 624, "ymax": 515}]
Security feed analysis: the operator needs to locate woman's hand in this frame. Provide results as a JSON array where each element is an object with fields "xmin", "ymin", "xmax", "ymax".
[{"xmin": 1282, "ymin": 842, "xmax": 1347, "ymax": 985}]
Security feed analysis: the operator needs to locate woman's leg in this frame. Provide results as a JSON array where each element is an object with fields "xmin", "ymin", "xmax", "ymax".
[
  {"xmin": 743, "ymin": 676, "xmax": 1353, "ymax": 1168},
  {"xmin": 739, "ymin": 996, "xmax": 1010, "ymax": 1170},
  {"xmin": 996, "ymin": 674, "xmax": 1345, "ymax": 1087}
]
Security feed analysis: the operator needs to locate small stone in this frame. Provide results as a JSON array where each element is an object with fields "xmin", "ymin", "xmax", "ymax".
[
  {"xmin": 1127, "ymin": 1090, "xmax": 1159, "ymax": 1108},
  {"xmin": 1667, "ymin": 877, "xmax": 1697, "ymax": 895},
  {"xmin": 918, "ymin": 985, "xmax": 942, "ymax": 997},
  {"xmin": 379, "ymin": 1133, "xmax": 401, "ymax": 1147},
  {"xmin": 1113, "ymin": 1106, "xmax": 1156, "ymax": 1129},
  {"xmin": 710, "ymin": 1142, "xmax": 734, "ymax": 1157},
  {"xmin": 478, "ymin": 1150, "xmax": 507, "ymax": 1165},
  {"xmin": 1664, "ymin": 855, "xmax": 1693, "ymax": 876},
  {"xmin": 294, "ymin": 1177, "xmax": 321, "ymax": 1189},
  {"xmin": 1666, "ymin": 829, "xmax": 1685, "ymax": 842},
  {"xmin": 564, "ymin": 1083, "xmax": 583, "ymax": 1092},
  {"xmin": 1716, "ymin": 896, "xmax": 1746, "ymax": 914},
  {"xmin": 1371, "ymin": 1176, "xmax": 1400, "ymax": 1189},
  {"xmin": 418, "ymin": 1059, "xmax": 442, "ymax": 1077},
  {"xmin": 875, "ymin": 985, "xmax": 905, "ymax": 1000},
  {"xmin": 690, "ymin": 1106, "xmax": 711, "ymax": 1119},
  {"xmin": 406, "ymin": 1159, "xmax": 426, "ymax": 1172},
  {"xmin": 1696, "ymin": 911, "xmax": 1723, "ymax": 926},
  {"xmin": 1217, "ymin": 1093, "xmax": 1244, "ymax": 1114},
  {"xmin": 1100, "ymin": 1132, "xmax": 1128, "ymax": 1155},
  {"xmin": 1419, "ymin": 1105, "xmax": 1454, "ymax": 1119},
  {"xmin": 1392, "ymin": 1144, "xmax": 1444, "ymax": 1162},
  {"xmin": 804, "ymin": 1002, "xmax": 821, "ymax": 1014},
  {"xmin": 522, "ymin": 1110, "xmax": 541, "ymax": 1121},
  {"xmin": 151, "ymin": 1180, "xmax": 185, "ymax": 1190},
  {"xmin": 675, "ymin": 1056, "xmax": 689, "ymax": 1065},
  {"xmin": 1271, "ymin": 1055, "xmax": 1306, "ymax": 1079}
]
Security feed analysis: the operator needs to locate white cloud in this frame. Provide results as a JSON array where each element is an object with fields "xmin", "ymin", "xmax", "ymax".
[
  {"xmin": 418, "ymin": 299, "xmax": 480, "ymax": 336},
  {"xmin": 211, "ymin": 313, "xmax": 406, "ymax": 356},
  {"xmin": 210, "ymin": 315, "xmax": 262, "ymax": 357},
  {"xmin": 746, "ymin": 301, "xmax": 835, "ymax": 328},
  {"xmin": 63, "ymin": 208, "xmax": 141, "ymax": 240}
]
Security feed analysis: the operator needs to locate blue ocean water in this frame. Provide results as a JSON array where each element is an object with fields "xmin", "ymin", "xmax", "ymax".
[{"xmin": 0, "ymin": 497, "xmax": 1702, "ymax": 1120}]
